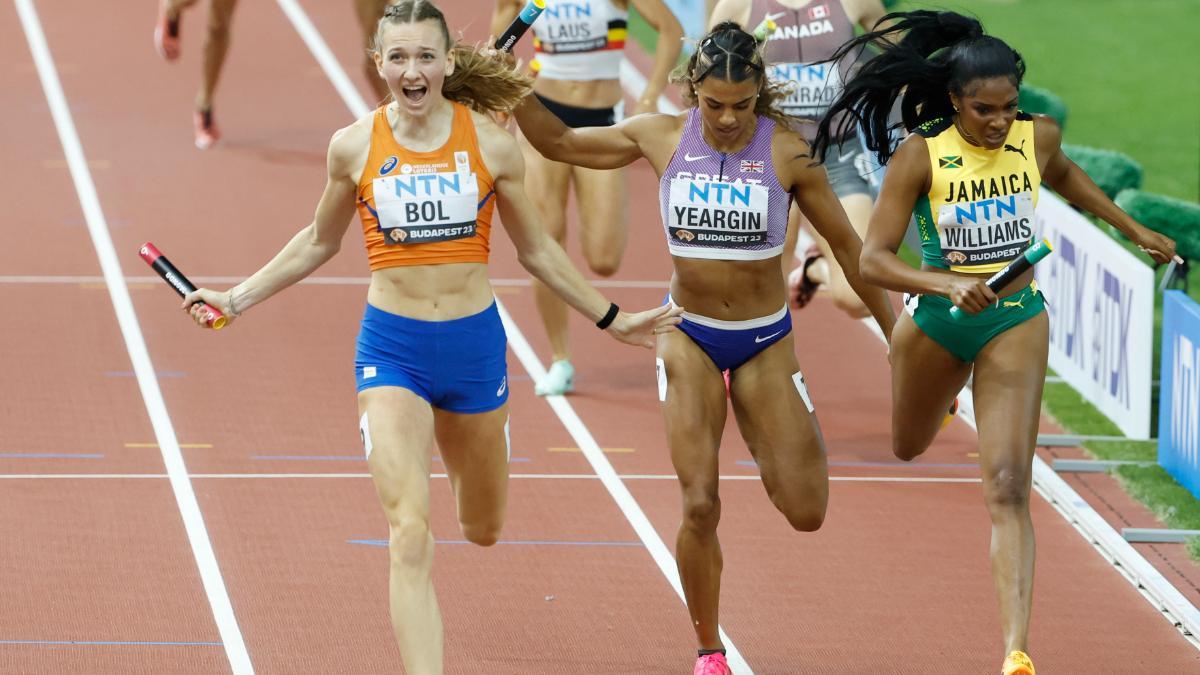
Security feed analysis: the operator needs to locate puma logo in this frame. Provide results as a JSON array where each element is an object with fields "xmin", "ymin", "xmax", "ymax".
[
  {"xmin": 1002, "ymin": 295, "xmax": 1025, "ymax": 309},
  {"xmin": 1003, "ymin": 139, "xmax": 1027, "ymax": 160}
]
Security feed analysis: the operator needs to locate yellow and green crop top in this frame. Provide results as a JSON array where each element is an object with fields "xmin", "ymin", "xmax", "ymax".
[{"xmin": 912, "ymin": 112, "xmax": 1040, "ymax": 274}]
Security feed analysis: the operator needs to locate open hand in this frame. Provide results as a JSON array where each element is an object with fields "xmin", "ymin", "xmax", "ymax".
[
  {"xmin": 605, "ymin": 303, "xmax": 685, "ymax": 348},
  {"xmin": 1131, "ymin": 225, "xmax": 1183, "ymax": 265}
]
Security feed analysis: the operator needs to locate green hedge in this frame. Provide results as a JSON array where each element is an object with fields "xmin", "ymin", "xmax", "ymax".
[
  {"xmin": 1115, "ymin": 189, "xmax": 1200, "ymax": 260},
  {"xmin": 1063, "ymin": 144, "xmax": 1144, "ymax": 200},
  {"xmin": 1019, "ymin": 84, "xmax": 1068, "ymax": 130}
]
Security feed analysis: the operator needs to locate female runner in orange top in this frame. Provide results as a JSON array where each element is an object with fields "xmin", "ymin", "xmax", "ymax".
[{"xmin": 183, "ymin": 1, "xmax": 681, "ymax": 670}]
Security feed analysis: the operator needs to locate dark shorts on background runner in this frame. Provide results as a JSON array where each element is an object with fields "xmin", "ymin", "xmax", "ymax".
[
  {"xmin": 534, "ymin": 92, "xmax": 621, "ymax": 129},
  {"xmin": 823, "ymin": 134, "xmax": 872, "ymax": 198}
]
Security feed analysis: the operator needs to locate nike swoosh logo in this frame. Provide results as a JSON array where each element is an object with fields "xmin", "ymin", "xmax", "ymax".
[
  {"xmin": 755, "ymin": 330, "xmax": 784, "ymax": 343},
  {"xmin": 765, "ymin": 11, "xmax": 786, "ymax": 21},
  {"xmin": 838, "ymin": 151, "xmax": 857, "ymax": 163},
  {"xmin": 684, "ymin": 153, "xmax": 709, "ymax": 162}
]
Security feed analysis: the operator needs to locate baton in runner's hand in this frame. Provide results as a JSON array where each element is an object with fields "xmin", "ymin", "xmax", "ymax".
[
  {"xmin": 495, "ymin": 0, "xmax": 545, "ymax": 52},
  {"xmin": 138, "ymin": 242, "xmax": 227, "ymax": 330},
  {"xmin": 950, "ymin": 238, "xmax": 1053, "ymax": 319}
]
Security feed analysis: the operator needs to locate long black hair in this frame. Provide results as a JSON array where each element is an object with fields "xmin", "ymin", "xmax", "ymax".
[
  {"xmin": 811, "ymin": 10, "xmax": 1025, "ymax": 165},
  {"xmin": 671, "ymin": 21, "xmax": 791, "ymax": 126}
]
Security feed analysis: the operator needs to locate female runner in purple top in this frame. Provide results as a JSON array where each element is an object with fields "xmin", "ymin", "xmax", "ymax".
[{"xmin": 514, "ymin": 21, "xmax": 895, "ymax": 674}]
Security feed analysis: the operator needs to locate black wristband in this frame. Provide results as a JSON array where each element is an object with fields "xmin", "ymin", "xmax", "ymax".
[{"xmin": 595, "ymin": 302, "xmax": 619, "ymax": 330}]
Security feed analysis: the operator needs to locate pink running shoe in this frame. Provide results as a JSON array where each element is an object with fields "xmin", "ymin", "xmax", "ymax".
[
  {"xmin": 693, "ymin": 652, "xmax": 732, "ymax": 675},
  {"xmin": 193, "ymin": 108, "xmax": 220, "ymax": 150},
  {"xmin": 153, "ymin": 3, "xmax": 181, "ymax": 61}
]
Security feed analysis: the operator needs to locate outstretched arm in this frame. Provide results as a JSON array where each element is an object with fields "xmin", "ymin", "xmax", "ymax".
[
  {"xmin": 512, "ymin": 93, "xmax": 667, "ymax": 170},
  {"xmin": 784, "ymin": 136, "xmax": 895, "ymax": 338},
  {"xmin": 628, "ymin": 0, "xmax": 684, "ymax": 114},
  {"xmin": 479, "ymin": 118, "xmax": 682, "ymax": 346},
  {"xmin": 182, "ymin": 123, "xmax": 363, "ymax": 325},
  {"xmin": 1036, "ymin": 116, "xmax": 1179, "ymax": 264}
]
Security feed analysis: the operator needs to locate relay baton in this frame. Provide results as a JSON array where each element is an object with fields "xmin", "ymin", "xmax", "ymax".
[
  {"xmin": 949, "ymin": 238, "xmax": 1053, "ymax": 319},
  {"xmin": 494, "ymin": 0, "xmax": 545, "ymax": 52},
  {"xmin": 138, "ymin": 242, "xmax": 227, "ymax": 330}
]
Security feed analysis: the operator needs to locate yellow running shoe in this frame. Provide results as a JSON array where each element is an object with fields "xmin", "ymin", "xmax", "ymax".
[
  {"xmin": 1002, "ymin": 650, "xmax": 1035, "ymax": 675},
  {"xmin": 941, "ymin": 397, "xmax": 960, "ymax": 429}
]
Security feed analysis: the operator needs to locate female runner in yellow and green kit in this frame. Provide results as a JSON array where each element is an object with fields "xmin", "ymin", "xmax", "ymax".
[{"xmin": 812, "ymin": 11, "xmax": 1179, "ymax": 675}]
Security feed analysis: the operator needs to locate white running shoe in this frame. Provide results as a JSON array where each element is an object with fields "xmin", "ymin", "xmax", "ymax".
[{"xmin": 535, "ymin": 360, "xmax": 575, "ymax": 396}]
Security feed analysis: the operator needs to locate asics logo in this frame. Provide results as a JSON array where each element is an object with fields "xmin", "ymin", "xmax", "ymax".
[
  {"xmin": 755, "ymin": 330, "xmax": 784, "ymax": 343},
  {"xmin": 496, "ymin": 377, "xmax": 507, "ymax": 397},
  {"xmin": 684, "ymin": 153, "xmax": 710, "ymax": 162}
]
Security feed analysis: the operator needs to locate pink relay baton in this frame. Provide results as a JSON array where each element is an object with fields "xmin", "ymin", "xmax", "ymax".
[{"xmin": 138, "ymin": 242, "xmax": 227, "ymax": 330}]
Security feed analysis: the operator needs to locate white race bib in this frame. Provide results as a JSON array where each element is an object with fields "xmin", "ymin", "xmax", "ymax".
[
  {"xmin": 770, "ymin": 61, "xmax": 844, "ymax": 118},
  {"xmin": 937, "ymin": 192, "xmax": 1035, "ymax": 266},
  {"xmin": 373, "ymin": 171, "xmax": 479, "ymax": 245},
  {"xmin": 666, "ymin": 178, "xmax": 769, "ymax": 248}
]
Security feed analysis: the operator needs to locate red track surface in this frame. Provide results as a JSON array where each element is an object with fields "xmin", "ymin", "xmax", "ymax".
[{"xmin": 2, "ymin": 1, "xmax": 1196, "ymax": 672}]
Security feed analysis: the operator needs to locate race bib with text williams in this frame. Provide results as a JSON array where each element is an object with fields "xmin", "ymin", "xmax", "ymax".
[
  {"xmin": 937, "ymin": 191, "xmax": 1035, "ymax": 266},
  {"xmin": 769, "ymin": 61, "xmax": 844, "ymax": 118},
  {"xmin": 667, "ymin": 178, "xmax": 769, "ymax": 249},
  {"xmin": 372, "ymin": 171, "xmax": 479, "ymax": 245}
]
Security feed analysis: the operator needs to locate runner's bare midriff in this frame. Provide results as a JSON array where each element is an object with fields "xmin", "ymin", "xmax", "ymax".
[
  {"xmin": 670, "ymin": 255, "xmax": 787, "ymax": 320},
  {"xmin": 368, "ymin": 262, "xmax": 495, "ymax": 320}
]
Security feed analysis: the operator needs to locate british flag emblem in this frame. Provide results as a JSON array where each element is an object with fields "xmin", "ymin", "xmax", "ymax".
[
  {"xmin": 740, "ymin": 159, "xmax": 764, "ymax": 173},
  {"xmin": 809, "ymin": 4, "xmax": 828, "ymax": 19}
]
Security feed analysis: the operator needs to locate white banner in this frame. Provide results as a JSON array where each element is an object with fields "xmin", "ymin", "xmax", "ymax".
[{"xmin": 1035, "ymin": 192, "xmax": 1153, "ymax": 437}]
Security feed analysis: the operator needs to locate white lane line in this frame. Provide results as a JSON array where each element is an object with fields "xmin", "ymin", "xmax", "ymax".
[
  {"xmin": 273, "ymin": 2, "xmax": 752, "ymax": 670},
  {"xmin": 0, "ymin": 275, "xmax": 670, "ymax": 288},
  {"xmin": 13, "ymin": 1, "xmax": 253, "ymax": 672},
  {"xmin": 860, "ymin": 317, "xmax": 1200, "ymax": 647},
  {"xmin": 0, "ymin": 473, "xmax": 982, "ymax": 482}
]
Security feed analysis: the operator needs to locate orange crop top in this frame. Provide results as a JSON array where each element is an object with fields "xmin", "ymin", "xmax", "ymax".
[{"xmin": 356, "ymin": 102, "xmax": 496, "ymax": 270}]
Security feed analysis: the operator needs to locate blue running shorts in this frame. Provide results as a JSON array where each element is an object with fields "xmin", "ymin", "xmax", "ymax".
[
  {"xmin": 669, "ymin": 296, "xmax": 792, "ymax": 372},
  {"xmin": 355, "ymin": 301, "xmax": 509, "ymax": 413}
]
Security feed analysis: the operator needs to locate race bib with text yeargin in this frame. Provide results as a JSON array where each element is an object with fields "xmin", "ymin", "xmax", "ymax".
[
  {"xmin": 667, "ymin": 178, "xmax": 769, "ymax": 248},
  {"xmin": 770, "ymin": 61, "xmax": 844, "ymax": 118},
  {"xmin": 937, "ymin": 191, "xmax": 1035, "ymax": 266},
  {"xmin": 373, "ymin": 171, "xmax": 479, "ymax": 245}
]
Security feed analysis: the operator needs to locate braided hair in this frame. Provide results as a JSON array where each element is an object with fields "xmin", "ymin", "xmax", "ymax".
[{"xmin": 671, "ymin": 21, "xmax": 791, "ymax": 126}]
